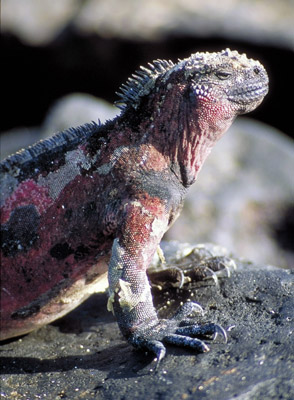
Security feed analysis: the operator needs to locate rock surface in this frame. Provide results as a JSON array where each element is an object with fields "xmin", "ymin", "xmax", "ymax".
[{"xmin": 1, "ymin": 243, "xmax": 294, "ymax": 400}]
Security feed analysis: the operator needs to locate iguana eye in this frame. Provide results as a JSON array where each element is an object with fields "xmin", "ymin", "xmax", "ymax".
[{"xmin": 215, "ymin": 71, "xmax": 231, "ymax": 80}]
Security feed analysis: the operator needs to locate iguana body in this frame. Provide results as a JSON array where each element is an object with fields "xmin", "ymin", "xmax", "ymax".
[{"xmin": 0, "ymin": 49, "xmax": 268, "ymax": 361}]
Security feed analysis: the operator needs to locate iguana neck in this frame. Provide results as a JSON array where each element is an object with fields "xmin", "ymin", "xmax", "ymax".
[{"xmin": 137, "ymin": 84, "xmax": 235, "ymax": 187}]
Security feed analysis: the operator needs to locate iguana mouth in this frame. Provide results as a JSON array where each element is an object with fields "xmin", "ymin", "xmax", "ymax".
[
  {"xmin": 245, "ymin": 84, "xmax": 268, "ymax": 98},
  {"xmin": 229, "ymin": 82, "xmax": 269, "ymax": 105}
]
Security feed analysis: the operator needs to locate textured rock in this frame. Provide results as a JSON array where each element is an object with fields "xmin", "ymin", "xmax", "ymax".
[{"xmin": 1, "ymin": 242, "xmax": 293, "ymax": 400}]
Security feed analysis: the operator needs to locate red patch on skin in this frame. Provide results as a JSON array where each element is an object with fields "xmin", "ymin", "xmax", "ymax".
[
  {"xmin": 138, "ymin": 193, "xmax": 166, "ymax": 215},
  {"xmin": 112, "ymin": 144, "xmax": 169, "ymax": 174},
  {"xmin": 197, "ymin": 96, "xmax": 235, "ymax": 137},
  {"xmin": 1, "ymin": 180, "xmax": 53, "ymax": 223},
  {"xmin": 137, "ymin": 145, "xmax": 169, "ymax": 171},
  {"xmin": 122, "ymin": 194, "xmax": 166, "ymax": 257}
]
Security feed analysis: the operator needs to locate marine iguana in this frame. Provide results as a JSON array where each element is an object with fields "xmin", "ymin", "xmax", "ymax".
[{"xmin": 0, "ymin": 49, "xmax": 268, "ymax": 363}]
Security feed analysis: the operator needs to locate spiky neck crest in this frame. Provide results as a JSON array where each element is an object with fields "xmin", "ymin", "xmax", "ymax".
[{"xmin": 116, "ymin": 59, "xmax": 175, "ymax": 111}]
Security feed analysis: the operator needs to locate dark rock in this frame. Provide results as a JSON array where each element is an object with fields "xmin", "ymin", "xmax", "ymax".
[{"xmin": 1, "ymin": 245, "xmax": 293, "ymax": 399}]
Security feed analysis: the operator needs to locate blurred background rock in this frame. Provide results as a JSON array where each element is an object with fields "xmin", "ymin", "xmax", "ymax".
[{"xmin": 1, "ymin": 0, "xmax": 293, "ymax": 267}]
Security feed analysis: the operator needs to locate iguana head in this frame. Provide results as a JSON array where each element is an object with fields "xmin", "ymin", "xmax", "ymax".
[
  {"xmin": 181, "ymin": 48, "xmax": 269, "ymax": 114},
  {"xmin": 116, "ymin": 48, "xmax": 268, "ymax": 117},
  {"xmin": 117, "ymin": 49, "xmax": 268, "ymax": 186}
]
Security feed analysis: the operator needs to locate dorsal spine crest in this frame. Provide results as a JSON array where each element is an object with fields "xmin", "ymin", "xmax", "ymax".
[{"xmin": 116, "ymin": 59, "xmax": 175, "ymax": 111}]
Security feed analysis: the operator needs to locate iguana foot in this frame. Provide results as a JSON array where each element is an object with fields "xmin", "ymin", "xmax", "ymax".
[
  {"xmin": 128, "ymin": 302, "xmax": 227, "ymax": 367},
  {"xmin": 149, "ymin": 242, "xmax": 236, "ymax": 289}
]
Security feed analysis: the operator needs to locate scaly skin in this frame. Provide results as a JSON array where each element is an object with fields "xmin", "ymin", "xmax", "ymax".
[{"xmin": 0, "ymin": 49, "xmax": 268, "ymax": 362}]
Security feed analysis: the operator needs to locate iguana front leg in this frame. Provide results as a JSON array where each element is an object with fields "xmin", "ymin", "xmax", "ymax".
[{"xmin": 107, "ymin": 199, "xmax": 226, "ymax": 364}]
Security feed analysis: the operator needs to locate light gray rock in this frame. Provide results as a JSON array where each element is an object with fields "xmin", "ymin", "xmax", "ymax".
[
  {"xmin": 2, "ymin": 0, "xmax": 293, "ymax": 49},
  {"xmin": 1, "ymin": 0, "xmax": 80, "ymax": 46},
  {"xmin": 42, "ymin": 93, "xmax": 118, "ymax": 137}
]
